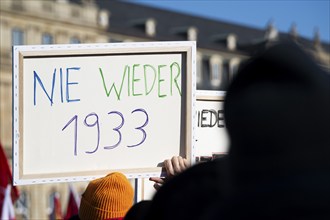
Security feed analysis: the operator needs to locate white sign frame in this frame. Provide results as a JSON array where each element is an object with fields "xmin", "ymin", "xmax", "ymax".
[{"xmin": 13, "ymin": 41, "xmax": 196, "ymax": 185}]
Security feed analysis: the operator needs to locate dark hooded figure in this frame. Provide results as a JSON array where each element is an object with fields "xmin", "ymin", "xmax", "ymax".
[
  {"xmin": 220, "ymin": 42, "xmax": 330, "ymax": 219},
  {"xmin": 144, "ymin": 42, "xmax": 330, "ymax": 220},
  {"xmin": 124, "ymin": 200, "xmax": 152, "ymax": 220}
]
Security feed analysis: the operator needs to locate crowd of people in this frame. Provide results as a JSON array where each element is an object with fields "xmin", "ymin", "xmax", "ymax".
[{"xmin": 70, "ymin": 42, "xmax": 330, "ymax": 219}]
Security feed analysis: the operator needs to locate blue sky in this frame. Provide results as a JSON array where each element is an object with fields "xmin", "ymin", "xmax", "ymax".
[{"xmin": 127, "ymin": 0, "xmax": 330, "ymax": 43}]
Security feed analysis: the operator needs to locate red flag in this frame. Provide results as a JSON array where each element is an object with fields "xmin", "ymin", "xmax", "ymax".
[
  {"xmin": 64, "ymin": 184, "xmax": 80, "ymax": 220},
  {"xmin": 49, "ymin": 192, "xmax": 63, "ymax": 220},
  {"xmin": 0, "ymin": 141, "xmax": 19, "ymax": 217}
]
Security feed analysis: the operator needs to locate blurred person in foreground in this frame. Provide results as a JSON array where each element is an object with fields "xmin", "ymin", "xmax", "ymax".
[
  {"xmin": 143, "ymin": 42, "xmax": 330, "ymax": 220},
  {"xmin": 217, "ymin": 42, "xmax": 330, "ymax": 219}
]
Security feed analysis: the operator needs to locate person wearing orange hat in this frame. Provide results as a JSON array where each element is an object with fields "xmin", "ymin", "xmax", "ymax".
[{"xmin": 77, "ymin": 172, "xmax": 134, "ymax": 220}]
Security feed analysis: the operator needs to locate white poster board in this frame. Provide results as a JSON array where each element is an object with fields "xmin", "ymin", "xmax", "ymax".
[
  {"xmin": 195, "ymin": 90, "xmax": 229, "ymax": 161},
  {"xmin": 13, "ymin": 41, "xmax": 196, "ymax": 185}
]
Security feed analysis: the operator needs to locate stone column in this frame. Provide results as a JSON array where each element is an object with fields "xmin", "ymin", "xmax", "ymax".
[
  {"xmin": 56, "ymin": 30, "xmax": 69, "ymax": 44},
  {"xmin": 29, "ymin": 184, "xmax": 49, "ymax": 219},
  {"xmin": 0, "ymin": 19, "xmax": 12, "ymax": 52},
  {"xmin": 26, "ymin": 25, "xmax": 41, "ymax": 45},
  {"xmin": 94, "ymin": 35, "xmax": 109, "ymax": 43}
]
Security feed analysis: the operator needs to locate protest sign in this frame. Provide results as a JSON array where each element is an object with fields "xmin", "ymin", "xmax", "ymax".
[
  {"xmin": 195, "ymin": 90, "xmax": 229, "ymax": 160},
  {"xmin": 12, "ymin": 41, "xmax": 196, "ymax": 185}
]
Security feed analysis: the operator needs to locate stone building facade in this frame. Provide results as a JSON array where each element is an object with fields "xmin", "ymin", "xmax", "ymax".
[{"xmin": 1, "ymin": 0, "xmax": 329, "ymax": 219}]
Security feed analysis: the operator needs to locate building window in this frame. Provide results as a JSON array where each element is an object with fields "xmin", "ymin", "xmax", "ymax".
[
  {"xmin": 220, "ymin": 61, "xmax": 230, "ymax": 90},
  {"xmin": 70, "ymin": 37, "xmax": 81, "ymax": 44},
  {"xmin": 71, "ymin": 8, "xmax": 80, "ymax": 18},
  {"xmin": 202, "ymin": 58, "xmax": 210, "ymax": 89},
  {"xmin": 42, "ymin": 33, "xmax": 54, "ymax": 44},
  {"xmin": 11, "ymin": 0, "xmax": 23, "ymax": 10},
  {"xmin": 211, "ymin": 63, "xmax": 221, "ymax": 81},
  {"xmin": 12, "ymin": 28, "xmax": 24, "ymax": 45},
  {"xmin": 42, "ymin": 2, "xmax": 53, "ymax": 12},
  {"xmin": 109, "ymin": 38, "xmax": 123, "ymax": 43},
  {"xmin": 210, "ymin": 55, "xmax": 222, "ymax": 88}
]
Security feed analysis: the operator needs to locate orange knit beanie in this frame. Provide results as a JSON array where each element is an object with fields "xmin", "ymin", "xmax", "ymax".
[{"xmin": 79, "ymin": 172, "xmax": 134, "ymax": 220}]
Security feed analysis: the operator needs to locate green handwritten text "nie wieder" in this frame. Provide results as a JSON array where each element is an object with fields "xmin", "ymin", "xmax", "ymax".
[{"xmin": 99, "ymin": 62, "xmax": 181, "ymax": 100}]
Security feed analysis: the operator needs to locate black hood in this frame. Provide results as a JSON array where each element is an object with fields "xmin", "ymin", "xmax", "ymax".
[
  {"xmin": 142, "ymin": 43, "xmax": 330, "ymax": 220},
  {"xmin": 225, "ymin": 42, "xmax": 330, "ymax": 176},
  {"xmin": 222, "ymin": 42, "xmax": 330, "ymax": 217}
]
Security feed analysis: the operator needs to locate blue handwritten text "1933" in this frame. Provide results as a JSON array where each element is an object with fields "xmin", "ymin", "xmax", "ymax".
[{"xmin": 61, "ymin": 108, "xmax": 149, "ymax": 156}]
